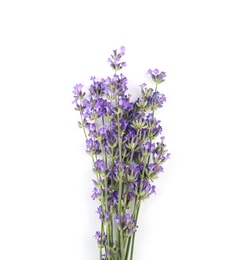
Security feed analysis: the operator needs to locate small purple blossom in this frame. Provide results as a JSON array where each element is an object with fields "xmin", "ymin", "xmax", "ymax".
[
  {"xmin": 115, "ymin": 213, "xmax": 138, "ymax": 237},
  {"xmin": 120, "ymin": 46, "xmax": 125, "ymax": 56},
  {"xmin": 72, "ymin": 83, "xmax": 84, "ymax": 104},
  {"xmin": 104, "ymin": 74, "xmax": 128, "ymax": 96},
  {"xmin": 73, "ymin": 83, "xmax": 83, "ymax": 95},
  {"xmin": 132, "ymin": 180, "xmax": 156, "ymax": 200},
  {"xmin": 89, "ymin": 79, "xmax": 106, "ymax": 97},
  {"xmin": 124, "ymin": 164, "xmax": 140, "ymax": 183},
  {"xmin": 149, "ymin": 91, "xmax": 167, "ymax": 109},
  {"xmin": 94, "ymin": 231, "xmax": 107, "ymax": 248},
  {"xmin": 118, "ymin": 95, "xmax": 133, "ymax": 112},
  {"xmin": 86, "ymin": 138, "xmax": 101, "ymax": 155},
  {"xmin": 147, "ymin": 69, "xmax": 166, "ymax": 84},
  {"xmin": 108, "ymin": 46, "xmax": 127, "ymax": 72},
  {"xmin": 91, "ymin": 187, "xmax": 100, "ymax": 200},
  {"xmin": 93, "ymin": 98, "xmax": 110, "ymax": 118},
  {"xmin": 94, "ymin": 159, "xmax": 106, "ymax": 172},
  {"xmin": 143, "ymin": 141, "xmax": 155, "ymax": 153},
  {"xmin": 105, "ymin": 130, "xmax": 118, "ymax": 149},
  {"xmin": 96, "ymin": 205, "xmax": 103, "ymax": 220},
  {"xmin": 145, "ymin": 163, "xmax": 164, "ymax": 180},
  {"xmin": 80, "ymin": 98, "xmax": 93, "ymax": 120},
  {"xmin": 96, "ymin": 206, "xmax": 110, "ymax": 223}
]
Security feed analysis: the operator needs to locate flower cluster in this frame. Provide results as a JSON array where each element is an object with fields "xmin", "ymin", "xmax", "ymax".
[
  {"xmin": 115, "ymin": 213, "xmax": 138, "ymax": 237},
  {"xmin": 73, "ymin": 47, "xmax": 170, "ymax": 260}
]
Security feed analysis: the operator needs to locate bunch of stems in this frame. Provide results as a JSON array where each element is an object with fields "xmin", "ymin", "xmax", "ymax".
[{"xmin": 73, "ymin": 47, "xmax": 169, "ymax": 260}]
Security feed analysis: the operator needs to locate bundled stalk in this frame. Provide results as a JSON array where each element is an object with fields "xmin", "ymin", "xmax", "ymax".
[{"xmin": 73, "ymin": 46, "xmax": 170, "ymax": 260}]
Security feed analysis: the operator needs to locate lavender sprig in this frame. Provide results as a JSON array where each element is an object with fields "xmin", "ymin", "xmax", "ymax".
[{"xmin": 73, "ymin": 46, "xmax": 169, "ymax": 260}]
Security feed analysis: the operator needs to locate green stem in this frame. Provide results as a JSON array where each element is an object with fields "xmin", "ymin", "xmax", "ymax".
[
  {"xmin": 130, "ymin": 203, "xmax": 141, "ymax": 260},
  {"xmin": 125, "ymin": 236, "xmax": 131, "ymax": 260},
  {"xmin": 100, "ymin": 221, "xmax": 104, "ymax": 260},
  {"xmin": 120, "ymin": 230, "xmax": 124, "ymax": 259},
  {"xmin": 123, "ymin": 185, "xmax": 129, "ymax": 216},
  {"xmin": 155, "ymin": 82, "xmax": 158, "ymax": 92},
  {"xmin": 129, "ymin": 148, "xmax": 134, "ymax": 164},
  {"xmin": 115, "ymin": 97, "xmax": 125, "ymax": 259}
]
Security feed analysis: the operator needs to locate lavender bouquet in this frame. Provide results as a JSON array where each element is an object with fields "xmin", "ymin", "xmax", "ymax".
[{"xmin": 72, "ymin": 47, "xmax": 170, "ymax": 260}]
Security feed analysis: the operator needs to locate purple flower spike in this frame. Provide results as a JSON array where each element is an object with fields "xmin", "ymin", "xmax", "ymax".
[
  {"xmin": 151, "ymin": 185, "xmax": 156, "ymax": 194},
  {"xmin": 86, "ymin": 138, "xmax": 101, "ymax": 155},
  {"xmin": 94, "ymin": 231, "xmax": 107, "ymax": 247},
  {"xmin": 72, "ymin": 83, "xmax": 85, "ymax": 104},
  {"xmin": 115, "ymin": 215, "xmax": 120, "ymax": 224},
  {"xmin": 95, "ymin": 159, "xmax": 106, "ymax": 172},
  {"xmin": 132, "ymin": 180, "xmax": 157, "ymax": 200},
  {"xmin": 73, "ymin": 83, "xmax": 83, "ymax": 95},
  {"xmin": 147, "ymin": 68, "xmax": 166, "ymax": 84},
  {"xmin": 153, "ymin": 69, "xmax": 159, "ymax": 74},
  {"xmin": 115, "ymin": 213, "xmax": 138, "ymax": 237},
  {"xmin": 166, "ymin": 153, "xmax": 171, "ymax": 160},
  {"xmin": 108, "ymin": 47, "xmax": 127, "ymax": 72},
  {"xmin": 91, "ymin": 187, "xmax": 99, "ymax": 200}
]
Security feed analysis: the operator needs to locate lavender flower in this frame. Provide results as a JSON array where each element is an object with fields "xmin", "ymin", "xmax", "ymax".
[
  {"xmin": 91, "ymin": 187, "xmax": 100, "ymax": 200},
  {"xmin": 147, "ymin": 69, "xmax": 166, "ymax": 84},
  {"xmin": 89, "ymin": 78, "xmax": 106, "ymax": 97},
  {"xmin": 124, "ymin": 164, "xmax": 140, "ymax": 184},
  {"xmin": 104, "ymin": 74, "xmax": 128, "ymax": 97},
  {"xmin": 107, "ymin": 46, "xmax": 127, "ymax": 72},
  {"xmin": 94, "ymin": 231, "xmax": 107, "ymax": 248},
  {"xmin": 73, "ymin": 46, "xmax": 170, "ymax": 259},
  {"xmin": 94, "ymin": 159, "xmax": 106, "ymax": 173},
  {"xmin": 72, "ymin": 83, "xmax": 85, "ymax": 104},
  {"xmin": 115, "ymin": 213, "xmax": 138, "ymax": 237},
  {"xmin": 86, "ymin": 138, "xmax": 101, "ymax": 155},
  {"xmin": 132, "ymin": 180, "xmax": 156, "ymax": 200}
]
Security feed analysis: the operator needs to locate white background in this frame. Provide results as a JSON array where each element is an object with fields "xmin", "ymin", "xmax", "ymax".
[{"xmin": 0, "ymin": 1, "xmax": 239, "ymax": 259}]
